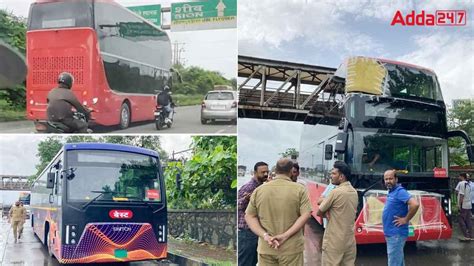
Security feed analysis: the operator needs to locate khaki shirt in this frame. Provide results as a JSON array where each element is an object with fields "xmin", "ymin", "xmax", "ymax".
[
  {"xmin": 246, "ymin": 175, "xmax": 312, "ymax": 255},
  {"xmin": 319, "ymin": 181, "xmax": 358, "ymax": 251},
  {"xmin": 9, "ymin": 205, "xmax": 26, "ymax": 222}
]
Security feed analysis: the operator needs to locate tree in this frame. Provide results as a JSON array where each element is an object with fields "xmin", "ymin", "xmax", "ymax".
[
  {"xmin": 279, "ymin": 148, "xmax": 299, "ymax": 159},
  {"xmin": 165, "ymin": 136, "xmax": 237, "ymax": 209},
  {"xmin": 447, "ymin": 100, "xmax": 474, "ymax": 166},
  {"xmin": 172, "ymin": 64, "xmax": 234, "ymax": 95},
  {"xmin": 32, "ymin": 137, "xmax": 63, "ymax": 182},
  {"xmin": 0, "ymin": 9, "xmax": 27, "ymax": 111}
]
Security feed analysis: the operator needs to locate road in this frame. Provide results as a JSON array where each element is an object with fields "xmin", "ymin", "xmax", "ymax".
[
  {"xmin": 0, "ymin": 220, "xmax": 175, "ymax": 265},
  {"xmin": 0, "ymin": 105, "xmax": 236, "ymax": 134},
  {"xmin": 304, "ymin": 217, "xmax": 474, "ymax": 265}
]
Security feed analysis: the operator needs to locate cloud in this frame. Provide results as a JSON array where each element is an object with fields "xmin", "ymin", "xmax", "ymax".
[
  {"xmin": 238, "ymin": 118, "xmax": 303, "ymax": 169},
  {"xmin": 0, "ymin": 135, "xmax": 43, "ymax": 176},
  {"xmin": 397, "ymin": 32, "xmax": 474, "ymax": 104}
]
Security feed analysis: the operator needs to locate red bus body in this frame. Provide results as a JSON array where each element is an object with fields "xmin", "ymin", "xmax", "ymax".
[
  {"xmin": 304, "ymin": 180, "xmax": 452, "ymax": 244},
  {"xmin": 26, "ymin": 0, "xmax": 171, "ymax": 128}
]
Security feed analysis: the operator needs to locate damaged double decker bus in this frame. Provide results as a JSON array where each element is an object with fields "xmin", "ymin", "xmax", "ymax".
[
  {"xmin": 299, "ymin": 56, "xmax": 474, "ymax": 244},
  {"xmin": 30, "ymin": 143, "xmax": 167, "ymax": 263}
]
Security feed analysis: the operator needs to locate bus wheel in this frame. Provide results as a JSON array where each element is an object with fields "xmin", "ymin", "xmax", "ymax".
[{"xmin": 119, "ymin": 103, "xmax": 131, "ymax": 129}]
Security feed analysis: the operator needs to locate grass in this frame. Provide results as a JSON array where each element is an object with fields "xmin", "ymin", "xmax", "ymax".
[
  {"xmin": 174, "ymin": 94, "xmax": 204, "ymax": 106},
  {"xmin": 0, "ymin": 100, "xmax": 26, "ymax": 121}
]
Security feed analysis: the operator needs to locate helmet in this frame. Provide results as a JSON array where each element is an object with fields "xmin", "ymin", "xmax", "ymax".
[
  {"xmin": 58, "ymin": 72, "xmax": 74, "ymax": 89},
  {"xmin": 164, "ymin": 85, "xmax": 170, "ymax": 91}
]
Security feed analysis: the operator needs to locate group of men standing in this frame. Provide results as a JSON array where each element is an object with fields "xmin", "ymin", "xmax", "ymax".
[{"xmin": 238, "ymin": 160, "xmax": 421, "ymax": 266}]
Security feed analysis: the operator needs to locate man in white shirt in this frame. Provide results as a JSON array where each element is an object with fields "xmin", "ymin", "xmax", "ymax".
[{"xmin": 455, "ymin": 173, "xmax": 473, "ymax": 241}]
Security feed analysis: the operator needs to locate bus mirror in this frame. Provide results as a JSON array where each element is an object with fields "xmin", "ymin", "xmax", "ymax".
[
  {"xmin": 335, "ymin": 132, "xmax": 348, "ymax": 153},
  {"xmin": 324, "ymin": 145, "xmax": 333, "ymax": 160},
  {"xmin": 467, "ymin": 144, "xmax": 474, "ymax": 163},
  {"xmin": 47, "ymin": 173, "xmax": 55, "ymax": 189}
]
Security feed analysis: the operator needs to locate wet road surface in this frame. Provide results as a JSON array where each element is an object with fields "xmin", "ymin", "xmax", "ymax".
[{"xmin": 304, "ymin": 217, "xmax": 474, "ymax": 265}]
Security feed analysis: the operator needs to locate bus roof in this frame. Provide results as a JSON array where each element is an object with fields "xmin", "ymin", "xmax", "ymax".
[{"xmin": 64, "ymin": 143, "xmax": 159, "ymax": 158}]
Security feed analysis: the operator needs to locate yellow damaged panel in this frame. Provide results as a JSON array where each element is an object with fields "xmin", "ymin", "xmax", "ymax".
[
  {"xmin": 112, "ymin": 197, "xmax": 129, "ymax": 201},
  {"xmin": 346, "ymin": 57, "xmax": 386, "ymax": 95},
  {"xmin": 366, "ymin": 196, "xmax": 384, "ymax": 224}
]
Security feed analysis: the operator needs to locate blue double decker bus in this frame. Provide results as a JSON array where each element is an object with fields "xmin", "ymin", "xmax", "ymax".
[{"xmin": 30, "ymin": 143, "xmax": 167, "ymax": 264}]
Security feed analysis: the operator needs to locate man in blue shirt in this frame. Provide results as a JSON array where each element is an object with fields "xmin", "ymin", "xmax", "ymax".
[{"xmin": 382, "ymin": 170, "xmax": 420, "ymax": 266}]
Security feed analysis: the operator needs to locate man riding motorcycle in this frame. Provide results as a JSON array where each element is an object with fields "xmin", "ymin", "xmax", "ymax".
[
  {"xmin": 157, "ymin": 85, "xmax": 175, "ymax": 123},
  {"xmin": 47, "ymin": 72, "xmax": 91, "ymax": 133}
]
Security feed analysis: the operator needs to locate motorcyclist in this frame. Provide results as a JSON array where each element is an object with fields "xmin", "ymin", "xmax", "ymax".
[
  {"xmin": 157, "ymin": 85, "xmax": 174, "ymax": 123},
  {"xmin": 47, "ymin": 72, "xmax": 90, "ymax": 133}
]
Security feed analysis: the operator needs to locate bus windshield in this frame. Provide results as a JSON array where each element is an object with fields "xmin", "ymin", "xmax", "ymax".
[
  {"xmin": 349, "ymin": 131, "xmax": 447, "ymax": 174},
  {"xmin": 383, "ymin": 63, "xmax": 443, "ymax": 102},
  {"xmin": 66, "ymin": 150, "xmax": 162, "ymax": 202},
  {"xmin": 28, "ymin": 1, "xmax": 93, "ymax": 30}
]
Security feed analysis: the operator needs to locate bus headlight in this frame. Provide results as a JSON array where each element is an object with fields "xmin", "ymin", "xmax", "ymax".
[
  {"xmin": 29, "ymin": 100, "xmax": 34, "ymax": 105},
  {"xmin": 157, "ymin": 224, "xmax": 166, "ymax": 242},
  {"xmin": 92, "ymin": 98, "xmax": 98, "ymax": 104},
  {"xmin": 66, "ymin": 224, "xmax": 78, "ymax": 244},
  {"xmin": 83, "ymin": 101, "xmax": 88, "ymax": 106}
]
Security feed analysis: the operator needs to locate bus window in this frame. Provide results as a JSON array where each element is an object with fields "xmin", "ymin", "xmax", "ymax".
[
  {"xmin": 28, "ymin": 1, "xmax": 93, "ymax": 30},
  {"xmin": 67, "ymin": 150, "xmax": 161, "ymax": 202}
]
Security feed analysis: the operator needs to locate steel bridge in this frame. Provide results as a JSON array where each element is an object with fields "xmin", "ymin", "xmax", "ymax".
[{"xmin": 238, "ymin": 55, "xmax": 345, "ymax": 125}]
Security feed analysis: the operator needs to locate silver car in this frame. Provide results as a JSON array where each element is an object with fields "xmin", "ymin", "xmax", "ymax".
[{"xmin": 201, "ymin": 90, "xmax": 237, "ymax": 124}]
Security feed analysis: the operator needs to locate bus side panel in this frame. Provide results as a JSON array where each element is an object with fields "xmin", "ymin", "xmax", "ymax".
[{"xmin": 304, "ymin": 180, "xmax": 327, "ymax": 224}]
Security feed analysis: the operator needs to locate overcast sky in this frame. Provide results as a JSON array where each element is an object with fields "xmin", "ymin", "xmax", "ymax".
[
  {"xmin": 0, "ymin": 135, "xmax": 192, "ymax": 176},
  {"xmin": 238, "ymin": 0, "xmax": 474, "ymax": 172},
  {"xmin": 0, "ymin": 0, "xmax": 237, "ymax": 79}
]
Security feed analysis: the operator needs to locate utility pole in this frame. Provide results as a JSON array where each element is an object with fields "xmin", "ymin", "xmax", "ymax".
[{"xmin": 172, "ymin": 41, "xmax": 186, "ymax": 66}]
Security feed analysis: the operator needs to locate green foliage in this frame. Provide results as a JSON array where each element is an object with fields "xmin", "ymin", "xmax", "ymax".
[
  {"xmin": 279, "ymin": 148, "xmax": 299, "ymax": 159},
  {"xmin": 0, "ymin": 10, "xmax": 27, "ymax": 116},
  {"xmin": 447, "ymin": 100, "xmax": 474, "ymax": 166},
  {"xmin": 0, "ymin": 9, "xmax": 26, "ymax": 54},
  {"xmin": 172, "ymin": 64, "xmax": 234, "ymax": 96},
  {"xmin": 34, "ymin": 137, "xmax": 63, "ymax": 179},
  {"xmin": 165, "ymin": 136, "xmax": 237, "ymax": 210}
]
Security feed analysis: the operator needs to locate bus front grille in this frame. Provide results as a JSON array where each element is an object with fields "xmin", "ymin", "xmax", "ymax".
[{"xmin": 31, "ymin": 56, "xmax": 84, "ymax": 85}]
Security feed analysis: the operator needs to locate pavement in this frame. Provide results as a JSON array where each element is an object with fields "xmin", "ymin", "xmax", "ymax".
[
  {"xmin": 0, "ymin": 219, "xmax": 236, "ymax": 266},
  {"xmin": 0, "ymin": 105, "xmax": 236, "ymax": 134},
  {"xmin": 304, "ymin": 215, "xmax": 474, "ymax": 266}
]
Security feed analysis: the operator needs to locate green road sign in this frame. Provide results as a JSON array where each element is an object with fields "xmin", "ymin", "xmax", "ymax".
[
  {"xmin": 128, "ymin": 5, "xmax": 161, "ymax": 26},
  {"xmin": 171, "ymin": 0, "xmax": 237, "ymax": 31}
]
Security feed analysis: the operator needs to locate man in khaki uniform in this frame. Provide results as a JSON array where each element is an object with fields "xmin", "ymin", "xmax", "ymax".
[
  {"xmin": 245, "ymin": 158, "xmax": 312, "ymax": 266},
  {"xmin": 317, "ymin": 161, "xmax": 358, "ymax": 266},
  {"xmin": 9, "ymin": 201, "xmax": 26, "ymax": 243}
]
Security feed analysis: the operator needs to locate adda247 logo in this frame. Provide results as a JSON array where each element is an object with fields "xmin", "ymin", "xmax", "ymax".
[{"xmin": 391, "ymin": 10, "xmax": 466, "ymax": 26}]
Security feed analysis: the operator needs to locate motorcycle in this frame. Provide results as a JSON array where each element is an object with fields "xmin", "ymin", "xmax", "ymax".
[
  {"xmin": 43, "ymin": 112, "xmax": 92, "ymax": 133},
  {"xmin": 154, "ymin": 104, "xmax": 175, "ymax": 130}
]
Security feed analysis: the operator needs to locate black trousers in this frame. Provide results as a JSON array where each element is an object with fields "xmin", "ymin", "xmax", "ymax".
[{"xmin": 238, "ymin": 228, "xmax": 258, "ymax": 266}]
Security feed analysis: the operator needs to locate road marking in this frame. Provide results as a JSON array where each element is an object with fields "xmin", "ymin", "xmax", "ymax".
[{"xmin": 216, "ymin": 129, "xmax": 226, "ymax": 134}]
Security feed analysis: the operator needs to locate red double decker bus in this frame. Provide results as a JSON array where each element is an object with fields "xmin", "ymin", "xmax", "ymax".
[
  {"xmin": 299, "ymin": 56, "xmax": 474, "ymax": 244},
  {"xmin": 26, "ymin": 0, "xmax": 172, "ymax": 130}
]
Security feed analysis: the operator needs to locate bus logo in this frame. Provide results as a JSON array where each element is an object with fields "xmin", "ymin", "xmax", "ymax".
[{"xmin": 109, "ymin": 210, "xmax": 133, "ymax": 219}]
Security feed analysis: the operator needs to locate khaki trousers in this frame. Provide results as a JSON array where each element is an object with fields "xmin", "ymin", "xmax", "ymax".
[
  {"xmin": 258, "ymin": 252, "xmax": 303, "ymax": 266},
  {"xmin": 322, "ymin": 245, "xmax": 357, "ymax": 266},
  {"xmin": 12, "ymin": 221, "xmax": 22, "ymax": 239}
]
